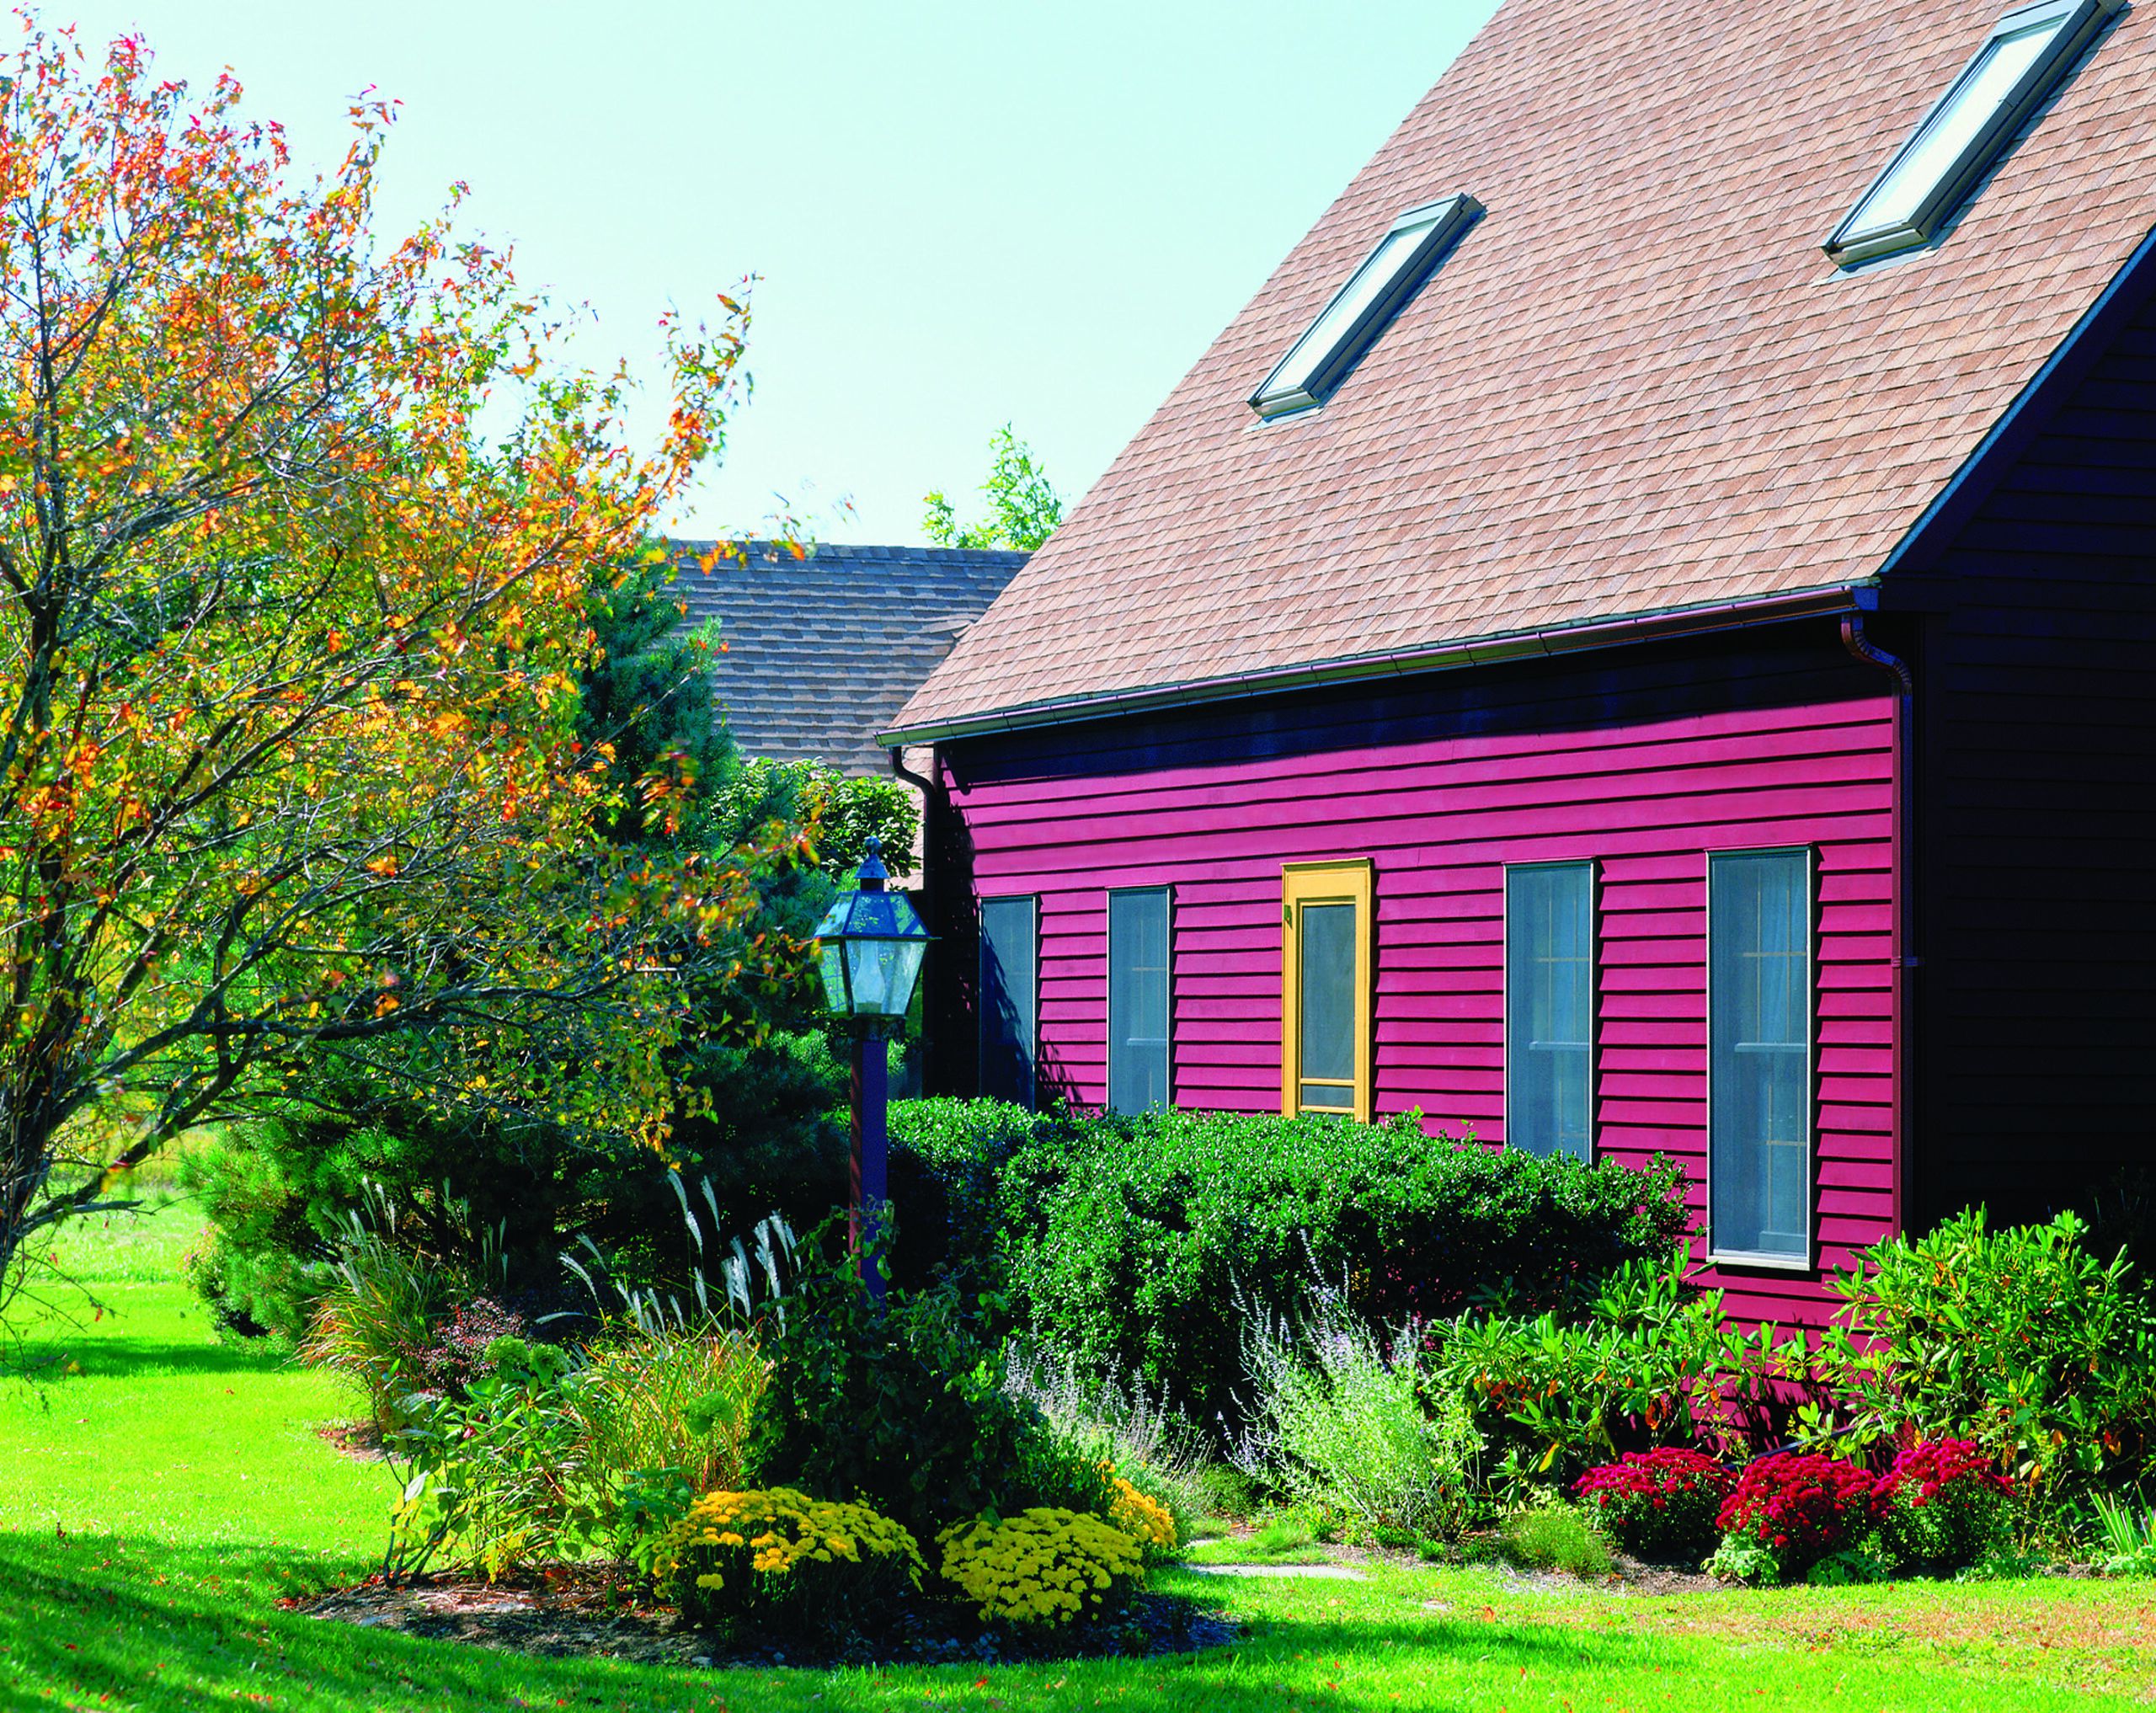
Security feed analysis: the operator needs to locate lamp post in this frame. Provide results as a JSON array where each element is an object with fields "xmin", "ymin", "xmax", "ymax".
[{"xmin": 809, "ymin": 836, "xmax": 930, "ymax": 1299}]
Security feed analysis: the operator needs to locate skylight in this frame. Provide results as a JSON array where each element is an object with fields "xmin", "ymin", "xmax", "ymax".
[
  {"xmin": 1249, "ymin": 195, "xmax": 1482, "ymax": 419},
  {"xmin": 1826, "ymin": 0, "xmax": 2121, "ymax": 266}
]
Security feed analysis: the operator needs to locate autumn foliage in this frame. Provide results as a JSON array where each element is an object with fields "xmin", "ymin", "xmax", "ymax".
[{"xmin": 0, "ymin": 17, "xmax": 782, "ymax": 1291}]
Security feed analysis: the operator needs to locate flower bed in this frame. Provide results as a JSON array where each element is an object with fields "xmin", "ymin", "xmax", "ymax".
[{"xmin": 1574, "ymin": 1449, "xmax": 1734, "ymax": 1562}]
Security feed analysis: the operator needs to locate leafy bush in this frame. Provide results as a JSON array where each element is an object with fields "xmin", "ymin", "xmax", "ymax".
[
  {"xmin": 1424, "ymin": 1245, "xmax": 1815, "ymax": 1502},
  {"xmin": 894, "ymin": 1101, "xmax": 1690, "ymax": 1433},
  {"xmin": 376, "ymin": 1325, "xmax": 766, "ymax": 1580},
  {"xmin": 1235, "ymin": 1292, "xmax": 1480, "ymax": 1540},
  {"xmin": 1814, "ymin": 1209, "xmax": 2156, "ymax": 1516},
  {"xmin": 937, "ymin": 1508, "xmax": 1144, "ymax": 1630},
  {"xmin": 884, "ymin": 1097, "xmax": 1049, "ymax": 1285},
  {"xmin": 1499, "ymin": 1502, "xmax": 1614, "ymax": 1577},
  {"xmin": 1711, "ymin": 1453, "xmax": 1880, "ymax": 1582},
  {"xmin": 1193, "ymin": 1464, "xmax": 1259, "ymax": 1521},
  {"xmin": 384, "ymin": 1338, "xmax": 584, "ymax": 1581},
  {"xmin": 656, "ymin": 1488, "xmax": 926, "ymax": 1641},
  {"xmin": 414, "ymin": 1298, "xmax": 531, "ymax": 1397},
  {"xmin": 1574, "ymin": 1449, "xmax": 1734, "ymax": 1563},
  {"xmin": 746, "ymin": 1227, "xmax": 1104, "ymax": 1545},
  {"xmin": 1873, "ymin": 1438, "xmax": 2013, "ymax": 1573}
]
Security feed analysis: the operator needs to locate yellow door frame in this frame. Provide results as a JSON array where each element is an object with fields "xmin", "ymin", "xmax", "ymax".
[{"xmin": 1281, "ymin": 858, "xmax": 1374, "ymax": 1122}]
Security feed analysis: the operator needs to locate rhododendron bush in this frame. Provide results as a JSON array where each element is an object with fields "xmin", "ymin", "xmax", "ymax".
[{"xmin": 0, "ymin": 14, "xmax": 782, "ymax": 1299}]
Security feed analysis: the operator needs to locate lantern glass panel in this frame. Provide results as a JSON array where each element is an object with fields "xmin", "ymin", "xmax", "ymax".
[
  {"xmin": 844, "ymin": 935, "xmax": 926, "ymax": 1018},
  {"xmin": 816, "ymin": 941, "xmax": 850, "ymax": 1012}
]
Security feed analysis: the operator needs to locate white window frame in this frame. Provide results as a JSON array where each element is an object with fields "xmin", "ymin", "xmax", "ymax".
[
  {"xmin": 1249, "ymin": 195, "xmax": 1483, "ymax": 419},
  {"xmin": 1825, "ymin": 0, "xmax": 2123, "ymax": 266},
  {"xmin": 1705, "ymin": 846, "xmax": 1817, "ymax": 1270},
  {"xmin": 1502, "ymin": 860, "xmax": 1597, "ymax": 1162}
]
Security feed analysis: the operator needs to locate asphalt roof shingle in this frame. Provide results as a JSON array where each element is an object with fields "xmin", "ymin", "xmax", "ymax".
[
  {"xmin": 893, "ymin": 0, "xmax": 2156, "ymax": 736},
  {"xmin": 665, "ymin": 542, "xmax": 1026, "ymax": 776}
]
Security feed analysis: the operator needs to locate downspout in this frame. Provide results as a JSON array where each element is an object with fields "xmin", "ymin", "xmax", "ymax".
[
  {"xmin": 1838, "ymin": 616, "xmax": 1915, "ymax": 1239},
  {"xmin": 889, "ymin": 743, "xmax": 943, "ymax": 1097}
]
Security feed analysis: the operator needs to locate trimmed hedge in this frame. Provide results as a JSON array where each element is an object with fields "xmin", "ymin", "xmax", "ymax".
[{"xmin": 890, "ymin": 1101, "xmax": 1690, "ymax": 1435}]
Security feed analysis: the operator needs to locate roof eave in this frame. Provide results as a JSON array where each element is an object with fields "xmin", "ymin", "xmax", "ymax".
[{"xmin": 880, "ymin": 582, "xmax": 1875, "ymax": 748}]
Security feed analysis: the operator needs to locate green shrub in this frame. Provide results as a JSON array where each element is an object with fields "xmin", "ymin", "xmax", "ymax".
[
  {"xmin": 1194, "ymin": 1464, "xmax": 1260, "ymax": 1521},
  {"xmin": 1425, "ymin": 1246, "xmax": 1804, "ymax": 1499},
  {"xmin": 884, "ymin": 1097, "xmax": 1048, "ymax": 1285},
  {"xmin": 745, "ymin": 1226, "xmax": 1105, "ymax": 1545},
  {"xmin": 1814, "ymin": 1209, "xmax": 2156, "ymax": 1518},
  {"xmin": 893, "ymin": 1102, "xmax": 1690, "ymax": 1434},
  {"xmin": 1236, "ymin": 1292, "xmax": 1481, "ymax": 1541},
  {"xmin": 1499, "ymin": 1502, "xmax": 1614, "ymax": 1577}
]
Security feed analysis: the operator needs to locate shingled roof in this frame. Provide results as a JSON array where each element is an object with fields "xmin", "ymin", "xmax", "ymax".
[
  {"xmin": 666, "ymin": 542, "xmax": 1026, "ymax": 776},
  {"xmin": 891, "ymin": 0, "xmax": 2156, "ymax": 739}
]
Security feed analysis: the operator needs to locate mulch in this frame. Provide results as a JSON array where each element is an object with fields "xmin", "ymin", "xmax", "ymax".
[
  {"xmin": 286, "ymin": 1568, "xmax": 1242, "ymax": 1670},
  {"xmin": 312, "ymin": 1420, "xmax": 385, "ymax": 1463}
]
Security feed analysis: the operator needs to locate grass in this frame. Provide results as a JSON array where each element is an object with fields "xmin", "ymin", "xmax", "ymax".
[{"xmin": 4, "ymin": 1200, "xmax": 2156, "ymax": 1710}]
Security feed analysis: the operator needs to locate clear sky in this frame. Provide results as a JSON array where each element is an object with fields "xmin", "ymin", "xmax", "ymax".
[{"xmin": 58, "ymin": 1, "xmax": 1500, "ymax": 544}]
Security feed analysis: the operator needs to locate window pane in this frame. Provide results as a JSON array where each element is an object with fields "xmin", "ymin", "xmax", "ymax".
[
  {"xmin": 1710, "ymin": 851, "xmax": 1811, "ymax": 1258},
  {"xmin": 1505, "ymin": 864, "xmax": 1593, "ymax": 1161},
  {"xmin": 980, "ymin": 897, "xmax": 1036, "ymax": 1107},
  {"xmin": 1265, "ymin": 229, "xmax": 1417, "ymax": 402},
  {"xmin": 1299, "ymin": 902, "xmax": 1358, "ymax": 1086},
  {"xmin": 1107, "ymin": 889, "xmax": 1171, "ymax": 1113},
  {"xmin": 1251, "ymin": 196, "xmax": 1481, "ymax": 415},
  {"xmin": 1849, "ymin": 19, "xmax": 2058, "ymax": 236}
]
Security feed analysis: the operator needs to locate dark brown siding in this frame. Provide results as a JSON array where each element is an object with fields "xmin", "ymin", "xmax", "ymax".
[{"xmin": 1894, "ymin": 292, "xmax": 2156, "ymax": 1229}]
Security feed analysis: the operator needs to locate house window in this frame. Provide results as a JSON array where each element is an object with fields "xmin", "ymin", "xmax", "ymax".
[
  {"xmin": 1708, "ymin": 849, "xmax": 1813, "ymax": 1263},
  {"xmin": 1281, "ymin": 861, "xmax": 1374, "ymax": 1120},
  {"xmin": 1248, "ymin": 195, "xmax": 1483, "ymax": 419},
  {"xmin": 1825, "ymin": 0, "xmax": 2122, "ymax": 265},
  {"xmin": 1107, "ymin": 887, "xmax": 1171, "ymax": 1113},
  {"xmin": 979, "ymin": 895, "xmax": 1037, "ymax": 1107},
  {"xmin": 1505, "ymin": 862, "xmax": 1594, "ymax": 1161}
]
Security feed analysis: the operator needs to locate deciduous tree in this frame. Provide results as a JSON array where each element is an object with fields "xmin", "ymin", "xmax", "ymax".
[{"xmin": 0, "ymin": 21, "xmax": 781, "ymax": 1297}]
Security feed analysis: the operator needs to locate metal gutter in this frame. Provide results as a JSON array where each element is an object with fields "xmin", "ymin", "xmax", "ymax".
[
  {"xmin": 1838, "ymin": 614, "xmax": 1916, "ymax": 1240},
  {"xmin": 881, "ymin": 582, "xmax": 1873, "ymax": 747}
]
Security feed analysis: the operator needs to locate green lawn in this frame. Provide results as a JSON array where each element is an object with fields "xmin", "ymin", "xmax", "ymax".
[{"xmin": 4, "ymin": 1202, "xmax": 2154, "ymax": 1711}]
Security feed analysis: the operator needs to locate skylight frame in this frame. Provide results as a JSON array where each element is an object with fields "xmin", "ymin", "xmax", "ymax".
[
  {"xmin": 1249, "ymin": 194, "xmax": 1483, "ymax": 420},
  {"xmin": 1825, "ymin": 0, "xmax": 2123, "ymax": 268}
]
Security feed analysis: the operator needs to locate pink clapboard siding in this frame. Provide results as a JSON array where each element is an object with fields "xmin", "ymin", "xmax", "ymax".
[{"xmin": 944, "ymin": 694, "xmax": 1899, "ymax": 1331}]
